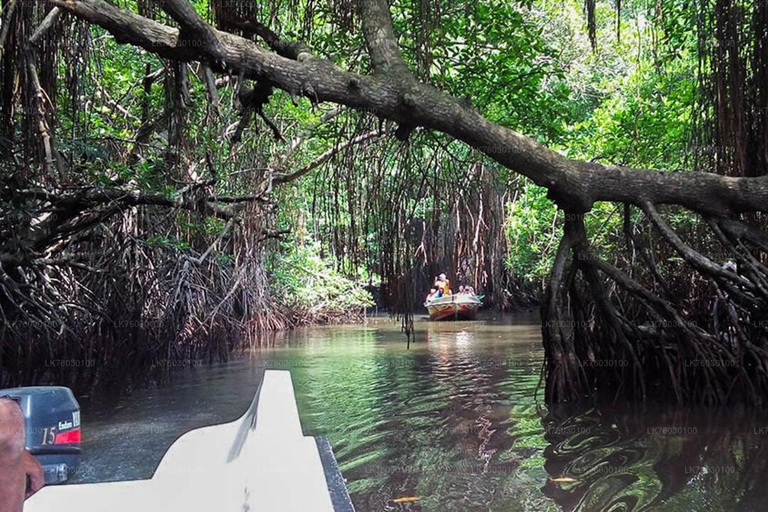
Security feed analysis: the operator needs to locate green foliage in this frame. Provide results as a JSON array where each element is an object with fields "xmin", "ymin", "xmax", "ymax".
[
  {"xmin": 504, "ymin": 0, "xmax": 699, "ymax": 287},
  {"xmin": 144, "ymin": 235, "xmax": 190, "ymax": 251},
  {"xmin": 506, "ymin": 182, "xmax": 559, "ymax": 282},
  {"xmin": 564, "ymin": 57, "xmax": 695, "ymax": 170},
  {"xmin": 268, "ymin": 239, "xmax": 375, "ymax": 318}
]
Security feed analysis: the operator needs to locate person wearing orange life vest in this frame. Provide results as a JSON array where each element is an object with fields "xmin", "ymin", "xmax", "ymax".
[{"xmin": 434, "ymin": 273, "xmax": 451, "ymax": 296}]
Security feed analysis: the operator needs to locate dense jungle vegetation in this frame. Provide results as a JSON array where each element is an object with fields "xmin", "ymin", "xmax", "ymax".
[{"xmin": 1, "ymin": 0, "xmax": 767, "ymax": 403}]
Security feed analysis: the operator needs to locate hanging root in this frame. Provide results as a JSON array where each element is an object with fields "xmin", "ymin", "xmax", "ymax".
[
  {"xmin": 543, "ymin": 203, "xmax": 768, "ymax": 405},
  {"xmin": 541, "ymin": 215, "xmax": 589, "ymax": 402}
]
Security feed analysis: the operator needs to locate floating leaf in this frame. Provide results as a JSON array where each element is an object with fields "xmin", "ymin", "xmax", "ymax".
[
  {"xmin": 392, "ymin": 497, "xmax": 421, "ymax": 503},
  {"xmin": 549, "ymin": 477, "xmax": 579, "ymax": 483}
]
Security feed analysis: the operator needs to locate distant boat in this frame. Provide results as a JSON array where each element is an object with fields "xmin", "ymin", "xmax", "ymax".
[{"xmin": 425, "ymin": 294, "xmax": 482, "ymax": 321}]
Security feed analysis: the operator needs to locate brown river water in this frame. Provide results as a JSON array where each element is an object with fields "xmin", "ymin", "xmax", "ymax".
[{"xmin": 73, "ymin": 313, "xmax": 768, "ymax": 511}]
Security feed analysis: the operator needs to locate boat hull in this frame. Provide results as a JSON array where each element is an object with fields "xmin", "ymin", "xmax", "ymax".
[{"xmin": 425, "ymin": 296, "xmax": 482, "ymax": 321}]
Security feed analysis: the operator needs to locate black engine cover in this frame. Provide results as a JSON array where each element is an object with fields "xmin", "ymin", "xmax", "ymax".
[{"xmin": 0, "ymin": 386, "xmax": 81, "ymax": 485}]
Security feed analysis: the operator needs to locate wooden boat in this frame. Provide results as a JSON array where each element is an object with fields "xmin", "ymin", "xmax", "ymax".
[{"xmin": 425, "ymin": 294, "xmax": 482, "ymax": 321}]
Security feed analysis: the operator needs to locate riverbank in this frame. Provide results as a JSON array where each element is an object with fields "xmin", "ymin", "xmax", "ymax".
[{"xmin": 0, "ymin": 257, "xmax": 375, "ymax": 397}]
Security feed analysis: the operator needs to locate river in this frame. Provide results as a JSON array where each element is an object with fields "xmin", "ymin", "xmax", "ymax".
[{"xmin": 72, "ymin": 313, "xmax": 768, "ymax": 511}]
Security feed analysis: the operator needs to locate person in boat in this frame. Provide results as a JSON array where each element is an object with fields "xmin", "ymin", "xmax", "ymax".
[
  {"xmin": 465, "ymin": 285, "xmax": 475, "ymax": 296},
  {"xmin": 0, "ymin": 397, "xmax": 44, "ymax": 512},
  {"xmin": 458, "ymin": 285, "xmax": 466, "ymax": 294},
  {"xmin": 434, "ymin": 274, "xmax": 451, "ymax": 296},
  {"xmin": 426, "ymin": 287, "xmax": 440, "ymax": 302}
]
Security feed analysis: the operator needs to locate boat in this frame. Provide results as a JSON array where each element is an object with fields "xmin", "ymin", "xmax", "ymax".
[
  {"xmin": 24, "ymin": 371, "xmax": 355, "ymax": 512},
  {"xmin": 425, "ymin": 294, "xmax": 483, "ymax": 321}
]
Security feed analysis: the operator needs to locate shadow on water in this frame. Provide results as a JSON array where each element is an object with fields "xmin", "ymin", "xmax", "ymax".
[
  {"xmin": 71, "ymin": 313, "xmax": 768, "ymax": 511},
  {"xmin": 542, "ymin": 403, "xmax": 768, "ymax": 512}
]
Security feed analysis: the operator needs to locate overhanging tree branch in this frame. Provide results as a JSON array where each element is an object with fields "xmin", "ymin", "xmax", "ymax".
[
  {"xmin": 0, "ymin": 185, "xmax": 277, "ymax": 269},
  {"xmin": 50, "ymin": 0, "xmax": 768, "ymax": 217},
  {"xmin": 158, "ymin": 0, "xmax": 225, "ymax": 62},
  {"xmin": 358, "ymin": 0, "xmax": 411, "ymax": 74},
  {"xmin": 216, "ymin": 10, "xmax": 310, "ymax": 60}
]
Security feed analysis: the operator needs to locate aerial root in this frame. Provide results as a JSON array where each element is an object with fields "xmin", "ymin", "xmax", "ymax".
[{"xmin": 542, "ymin": 203, "xmax": 768, "ymax": 405}]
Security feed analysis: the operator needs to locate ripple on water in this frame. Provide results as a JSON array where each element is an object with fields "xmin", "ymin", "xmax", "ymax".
[
  {"xmin": 281, "ymin": 316, "xmax": 550, "ymax": 511},
  {"xmin": 75, "ymin": 315, "xmax": 768, "ymax": 512}
]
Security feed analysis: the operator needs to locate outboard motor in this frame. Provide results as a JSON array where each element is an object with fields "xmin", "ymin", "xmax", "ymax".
[{"xmin": 0, "ymin": 387, "xmax": 81, "ymax": 485}]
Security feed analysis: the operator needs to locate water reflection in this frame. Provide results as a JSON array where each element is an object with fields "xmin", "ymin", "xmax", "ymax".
[
  {"xmin": 542, "ymin": 404, "xmax": 768, "ymax": 512},
  {"xmin": 72, "ymin": 314, "xmax": 768, "ymax": 511},
  {"xmin": 282, "ymin": 316, "xmax": 552, "ymax": 511}
]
